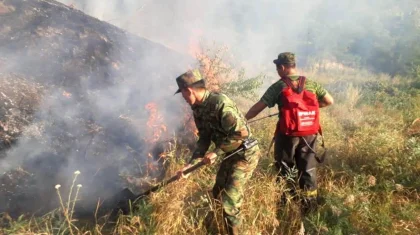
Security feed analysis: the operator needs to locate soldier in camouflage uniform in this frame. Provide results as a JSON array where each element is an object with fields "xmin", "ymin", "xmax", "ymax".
[
  {"xmin": 245, "ymin": 52, "xmax": 334, "ymax": 213},
  {"xmin": 175, "ymin": 69, "xmax": 260, "ymax": 235}
]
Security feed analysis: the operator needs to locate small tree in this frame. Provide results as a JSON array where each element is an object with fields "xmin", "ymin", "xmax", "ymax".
[{"xmin": 194, "ymin": 44, "xmax": 264, "ymax": 101}]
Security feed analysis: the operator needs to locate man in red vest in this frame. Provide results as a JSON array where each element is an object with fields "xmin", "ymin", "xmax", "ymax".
[{"xmin": 245, "ymin": 52, "xmax": 334, "ymax": 213}]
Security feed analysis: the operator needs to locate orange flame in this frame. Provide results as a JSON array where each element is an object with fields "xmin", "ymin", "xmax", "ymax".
[
  {"xmin": 145, "ymin": 102, "xmax": 167, "ymax": 143},
  {"xmin": 143, "ymin": 103, "xmax": 168, "ymax": 175},
  {"xmin": 183, "ymin": 105, "xmax": 198, "ymax": 137}
]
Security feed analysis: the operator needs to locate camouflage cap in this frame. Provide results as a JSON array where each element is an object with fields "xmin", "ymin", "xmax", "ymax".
[
  {"xmin": 273, "ymin": 52, "xmax": 296, "ymax": 65},
  {"xmin": 174, "ymin": 69, "xmax": 205, "ymax": 94}
]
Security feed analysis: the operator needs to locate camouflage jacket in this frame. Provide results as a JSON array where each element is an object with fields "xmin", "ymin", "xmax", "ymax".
[
  {"xmin": 190, "ymin": 90, "xmax": 250, "ymax": 162},
  {"xmin": 260, "ymin": 75, "xmax": 328, "ymax": 113}
]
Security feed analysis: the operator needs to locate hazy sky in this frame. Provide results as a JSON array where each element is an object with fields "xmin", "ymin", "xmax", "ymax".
[
  {"xmin": 57, "ymin": 0, "xmax": 419, "ymax": 75},
  {"xmin": 58, "ymin": 0, "xmax": 329, "ymax": 72}
]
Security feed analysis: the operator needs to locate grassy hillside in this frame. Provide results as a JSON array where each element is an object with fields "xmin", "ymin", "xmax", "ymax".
[
  {"xmin": 2, "ymin": 68, "xmax": 419, "ymax": 235},
  {"xmin": 2, "ymin": 1, "xmax": 420, "ymax": 234}
]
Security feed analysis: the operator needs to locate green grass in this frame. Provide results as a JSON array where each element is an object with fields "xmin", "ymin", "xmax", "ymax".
[{"xmin": 1, "ymin": 68, "xmax": 420, "ymax": 234}]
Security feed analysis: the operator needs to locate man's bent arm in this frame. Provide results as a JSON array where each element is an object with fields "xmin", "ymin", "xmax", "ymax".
[
  {"xmin": 189, "ymin": 115, "xmax": 212, "ymax": 164},
  {"xmin": 319, "ymin": 93, "xmax": 334, "ymax": 108},
  {"xmin": 245, "ymin": 101, "xmax": 267, "ymax": 120}
]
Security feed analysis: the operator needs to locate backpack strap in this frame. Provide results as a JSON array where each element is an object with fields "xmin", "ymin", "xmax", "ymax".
[
  {"xmin": 297, "ymin": 76, "xmax": 306, "ymax": 94},
  {"xmin": 315, "ymin": 126, "xmax": 327, "ymax": 163},
  {"xmin": 318, "ymin": 126, "xmax": 325, "ymax": 149},
  {"xmin": 281, "ymin": 76, "xmax": 295, "ymax": 89},
  {"xmin": 300, "ymin": 126, "xmax": 327, "ymax": 164},
  {"xmin": 282, "ymin": 76, "xmax": 306, "ymax": 94}
]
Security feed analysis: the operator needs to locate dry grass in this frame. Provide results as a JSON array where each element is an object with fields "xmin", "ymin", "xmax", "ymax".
[
  {"xmin": 1, "ymin": 66, "xmax": 420, "ymax": 234},
  {"xmin": 0, "ymin": 74, "xmax": 43, "ymax": 150}
]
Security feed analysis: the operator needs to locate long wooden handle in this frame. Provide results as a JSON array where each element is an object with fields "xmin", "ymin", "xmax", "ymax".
[
  {"xmin": 248, "ymin": 113, "xmax": 279, "ymax": 124},
  {"xmin": 132, "ymin": 144, "xmax": 254, "ymax": 201},
  {"xmin": 133, "ymin": 161, "xmax": 207, "ymax": 200}
]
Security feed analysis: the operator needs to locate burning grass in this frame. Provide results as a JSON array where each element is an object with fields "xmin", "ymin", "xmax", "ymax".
[
  {"xmin": 0, "ymin": 25, "xmax": 419, "ymax": 232},
  {"xmin": 0, "ymin": 75, "xmax": 178, "ymax": 220},
  {"xmin": 1, "ymin": 67, "xmax": 419, "ymax": 234},
  {"xmin": 1, "ymin": 2, "xmax": 416, "ymax": 232}
]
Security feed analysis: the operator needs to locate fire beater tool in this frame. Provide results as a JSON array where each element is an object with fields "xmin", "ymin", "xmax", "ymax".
[
  {"xmin": 247, "ymin": 113, "xmax": 279, "ymax": 124},
  {"xmin": 76, "ymin": 139, "xmax": 258, "ymax": 219}
]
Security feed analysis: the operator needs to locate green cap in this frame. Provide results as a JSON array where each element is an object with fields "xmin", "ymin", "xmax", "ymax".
[
  {"xmin": 174, "ymin": 69, "xmax": 204, "ymax": 94},
  {"xmin": 273, "ymin": 52, "xmax": 296, "ymax": 65}
]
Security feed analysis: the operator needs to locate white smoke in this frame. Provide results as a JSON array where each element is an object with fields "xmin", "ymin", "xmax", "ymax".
[
  {"xmin": 58, "ymin": 0, "xmax": 324, "ymax": 71},
  {"xmin": 56, "ymin": 0, "xmax": 420, "ymax": 75},
  {"xmin": 1, "ymin": 0, "xmax": 419, "ymax": 215}
]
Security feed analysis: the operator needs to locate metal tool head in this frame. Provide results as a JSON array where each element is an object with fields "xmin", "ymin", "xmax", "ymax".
[{"xmin": 242, "ymin": 138, "xmax": 258, "ymax": 150}]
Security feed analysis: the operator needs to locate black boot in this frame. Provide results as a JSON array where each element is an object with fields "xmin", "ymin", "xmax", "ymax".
[
  {"xmin": 225, "ymin": 220, "xmax": 239, "ymax": 235},
  {"xmin": 301, "ymin": 196, "xmax": 318, "ymax": 215},
  {"xmin": 223, "ymin": 212, "xmax": 240, "ymax": 235}
]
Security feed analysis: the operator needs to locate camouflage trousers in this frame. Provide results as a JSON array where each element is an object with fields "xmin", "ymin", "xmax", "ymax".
[{"xmin": 212, "ymin": 145, "xmax": 260, "ymax": 226}]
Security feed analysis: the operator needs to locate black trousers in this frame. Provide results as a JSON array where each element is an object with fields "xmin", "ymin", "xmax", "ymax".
[{"xmin": 274, "ymin": 134, "xmax": 318, "ymax": 191}]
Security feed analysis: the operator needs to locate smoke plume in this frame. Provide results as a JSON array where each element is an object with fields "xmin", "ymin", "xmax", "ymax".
[{"xmin": 1, "ymin": 0, "xmax": 419, "ymax": 216}]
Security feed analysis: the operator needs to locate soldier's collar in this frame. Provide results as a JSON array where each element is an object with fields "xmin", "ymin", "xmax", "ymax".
[
  {"xmin": 192, "ymin": 90, "xmax": 210, "ymax": 108},
  {"xmin": 281, "ymin": 75, "xmax": 300, "ymax": 81}
]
